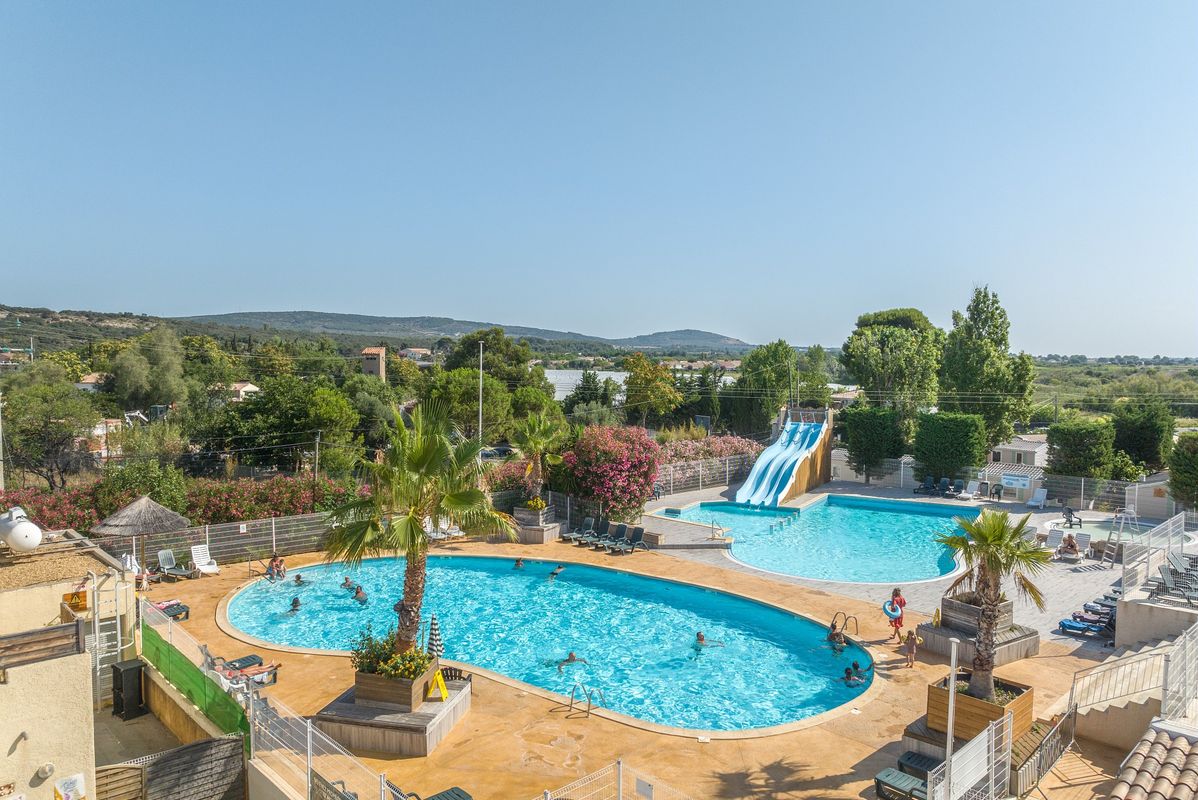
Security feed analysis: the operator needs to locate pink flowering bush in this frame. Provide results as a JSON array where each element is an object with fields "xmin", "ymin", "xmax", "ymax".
[
  {"xmin": 484, "ymin": 460, "xmax": 531, "ymax": 495},
  {"xmin": 560, "ymin": 426, "xmax": 660, "ymax": 521},
  {"xmin": 659, "ymin": 435, "xmax": 763, "ymax": 463},
  {"xmin": 0, "ymin": 486, "xmax": 101, "ymax": 531}
]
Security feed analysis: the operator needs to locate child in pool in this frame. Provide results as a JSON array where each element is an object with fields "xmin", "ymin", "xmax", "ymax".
[{"xmin": 842, "ymin": 667, "xmax": 864, "ymax": 686}]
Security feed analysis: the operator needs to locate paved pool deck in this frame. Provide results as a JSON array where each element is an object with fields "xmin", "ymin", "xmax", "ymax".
[
  {"xmin": 158, "ymin": 534, "xmax": 1117, "ymax": 799},
  {"xmin": 644, "ymin": 482, "xmax": 1127, "ymax": 657}
]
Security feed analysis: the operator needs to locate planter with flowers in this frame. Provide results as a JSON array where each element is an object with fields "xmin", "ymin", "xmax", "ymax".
[
  {"xmin": 350, "ymin": 627, "xmax": 439, "ymax": 712},
  {"xmin": 512, "ymin": 495, "xmax": 556, "ymax": 528}
]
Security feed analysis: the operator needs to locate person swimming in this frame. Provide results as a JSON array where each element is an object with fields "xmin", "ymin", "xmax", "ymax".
[
  {"xmin": 557, "ymin": 651, "xmax": 588, "ymax": 673},
  {"xmin": 852, "ymin": 660, "xmax": 872, "ymax": 679},
  {"xmin": 548, "ymin": 565, "xmax": 565, "ymax": 581},
  {"xmin": 293, "ymin": 574, "xmax": 306, "ymax": 586},
  {"xmin": 695, "ymin": 631, "xmax": 724, "ymax": 648},
  {"xmin": 287, "ymin": 597, "xmax": 301, "ymax": 614},
  {"xmin": 842, "ymin": 667, "xmax": 864, "ymax": 686},
  {"xmin": 513, "ymin": 558, "xmax": 524, "ymax": 569},
  {"xmin": 353, "ymin": 585, "xmax": 368, "ymax": 605},
  {"xmin": 341, "ymin": 576, "xmax": 354, "ymax": 589},
  {"xmin": 826, "ymin": 622, "xmax": 846, "ymax": 651}
]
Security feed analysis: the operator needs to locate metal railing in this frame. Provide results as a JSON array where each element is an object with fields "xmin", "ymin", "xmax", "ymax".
[
  {"xmin": 535, "ymin": 760, "xmax": 694, "ymax": 800},
  {"xmin": 1011, "ymin": 707, "xmax": 1076, "ymax": 797},
  {"xmin": 1163, "ymin": 621, "xmax": 1198, "ymax": 723},
  {"xmin": 1121, "ymin": 513, "xmax": 1190, "ymax": 594},
  {"xmin": 926, "ymin": 715, "xmax": 1011, "ymax": 800},
  {"xmin": 1067, "ymin": 650, "xmax": 1168, "ymax": 712},
  {"xmin": 655, "ymin": 453, "xmax": 756, "ymax": 496}
]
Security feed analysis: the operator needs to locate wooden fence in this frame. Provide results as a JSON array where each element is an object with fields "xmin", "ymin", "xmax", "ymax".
[{"xmin": 0, "ymin": 619, "xmax": 85, "ymax": 669}]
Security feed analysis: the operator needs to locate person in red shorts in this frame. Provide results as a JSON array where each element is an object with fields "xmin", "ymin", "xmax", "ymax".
[{"xmin": 888, "ymin": 587, "xmax": 906, "ymax": 641}]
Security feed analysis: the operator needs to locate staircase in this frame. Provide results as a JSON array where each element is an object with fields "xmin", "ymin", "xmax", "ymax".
[{"xmin": 1060, "ymin": 636, "xmax": 1175, "ymax": 750}]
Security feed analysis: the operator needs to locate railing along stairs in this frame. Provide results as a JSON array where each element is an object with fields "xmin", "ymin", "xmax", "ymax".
[{"xmin": 564, "ymin": 682, "xmax": 608, "ymax": 718}]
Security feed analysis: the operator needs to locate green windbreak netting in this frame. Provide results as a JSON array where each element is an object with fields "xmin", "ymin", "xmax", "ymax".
[{"xmin": 141, "ymin": 623, "xmax": 249, "ymax": 736}]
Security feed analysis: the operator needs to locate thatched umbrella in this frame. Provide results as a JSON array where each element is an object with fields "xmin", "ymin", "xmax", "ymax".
[{"xmin": 91, "ymin": 496, "xmax": 191, "ymax": 537}]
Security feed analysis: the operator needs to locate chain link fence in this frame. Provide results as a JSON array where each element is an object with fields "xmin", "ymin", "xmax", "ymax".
[{"xmin": 534, "ymin": 761, "xmax": 694, "ymax": 800}]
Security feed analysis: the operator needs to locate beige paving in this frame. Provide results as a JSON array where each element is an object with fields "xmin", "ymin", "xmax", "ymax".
[{"xmin": 156, "ymin": 539, "xmax": 1110, "ymax": 800}]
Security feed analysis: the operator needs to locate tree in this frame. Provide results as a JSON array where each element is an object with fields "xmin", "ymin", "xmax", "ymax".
[
  {"xmin": 423, "ymin": 368, "xmax": 512, "ymax": 443},
  {"xmin": 444, "ymin": 328, "xmax": 553, "ymax": 395},
  {"xmin": 40, "ymin": 350, "xmax": 88, "ymax": 382},
  {"xmin": 1169, "ymin": 433, "xmax": 1198, "ymax": 509},
  {"xmin": 1109, "ymin": 449, "xmax": 1145, "ymax": 482},
  {"xmin": 622, "ymin": 352, "xmax": 682, "ymax": 427},
  {"xmin": 936, "ymin": 510, "xmax": 1048, "ymax": 701},
  {"xmin": 340, "ymin": 374, "xmax": 398, "ymax": 452},
  {"xmin": 570, "ymin": 401, "xmax": 623, "ymax": 426},
  {"xmin": 111, "ymin": 348, "xmax": 152, "ymax": 409},
  {"xmin": 722, "ymin": 340, "xmax": 796, "ymax": 434},
  {"xmin": 1112, "ymin": 398, "xmax": 1175, "ymax": 471},
  {"xmin": 840, "ymin": 405, "xmax": 903, "ymax": 484},
  {"xmin": 562, "ymin": 425, "xmax": 660, "ymax": 520},
  {"xmin": 386, "ymin": 354, "xmax": 426, "ymax": 398},
  {"xmin": 913, "ymin": 413, "xmax": 987, "ymax": 480},
  {"xmin": 797, "ymin": 345, "xmax": 832, "ymax": 407},
  {"xmin": 841, "ymin": 311, "xmax": 942, "ymax": 441},
  {"xmin": 109, "ymin": 327, "xmax": 187, "ymax": 410},
  {"xmin": 109, "ymin": 421, "xmax": 187, "ymax": 466},
  {"xmin": 93, "ymin": 459, "xmax": 188, "ymax": 516},
  {"xmin": 1047, "ymin": 419, "xmax": 1115, "ymax": 478},
  {"xmin": 2, "ymin": 369, "xmax": 99, "ymax": 490},
  {"xmin": 326, "ymin": 405, "xmax": 513, "ymax": 653},
  {"xmin": 939, "ymin": 287, "xmax": 1035, "ymax": 448},
  {"xmin": 307, "ymin": 386, "xmax": 362, "ymax": 476},
  {"xmin": 510, "ymin": 385, "xmax": 566, "ymax": 427},
  {"xmin": 251, "ymin": 342, "xmax": 295, "ymax": 379},
  {"xmin": 562, "ymin": 370, "xmax": 605, "ymax": 413},
  {"xmin": 510, "ymin": 411, "xmax": 569, "ymax": 498}
]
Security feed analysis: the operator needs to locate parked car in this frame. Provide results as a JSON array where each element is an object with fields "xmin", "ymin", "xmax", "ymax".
[{"xmin": 481, "ymin": 444, "xmax": 514, "ymax": 460}]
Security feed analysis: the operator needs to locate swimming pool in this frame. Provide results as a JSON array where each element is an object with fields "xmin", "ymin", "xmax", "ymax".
[
  {"xmin": 225, "ymin": 556, "xmax": 870, "ymax": 731},
  {"xmin": 657, "ymin": 497, "xmax": 977, "ymax": 583}
]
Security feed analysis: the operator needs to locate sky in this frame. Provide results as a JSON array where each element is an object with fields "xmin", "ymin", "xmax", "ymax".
[{"xmin": 1, "ymin": 2, "xmax": 1195, "ymax": 356}]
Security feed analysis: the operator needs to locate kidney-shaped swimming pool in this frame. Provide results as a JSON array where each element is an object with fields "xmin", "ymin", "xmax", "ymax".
[{"xmin": 225, "ymin": 556, "xmax": 870, "ymax": 731}]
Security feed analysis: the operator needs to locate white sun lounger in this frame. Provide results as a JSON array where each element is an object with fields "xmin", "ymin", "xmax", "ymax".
[
  {"xmin": 190, "ymin": 544, "xmax": 221, "ymax": 576},
  {"xmin": 957, "ymin": 480, "xmax": 981, "ymax": 500},
  {"xmin": 1026, "ymin": 487, "xmax": 1048, "ymax": 509}
]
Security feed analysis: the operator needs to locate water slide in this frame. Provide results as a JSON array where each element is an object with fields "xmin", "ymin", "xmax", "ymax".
[{"xmin": 735, "ymin": 421, "xmax": 825, "ymax": 506}]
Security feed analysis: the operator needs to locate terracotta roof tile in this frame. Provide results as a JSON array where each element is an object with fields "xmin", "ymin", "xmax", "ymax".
[{"xmin": 1111, "ymin": 730, "xmax": 1198, "ymax": 800}]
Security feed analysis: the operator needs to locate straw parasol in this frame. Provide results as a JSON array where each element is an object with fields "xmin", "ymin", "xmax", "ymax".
[
  {"xmin": 426, "ymin": 614, "xmax": 444, "ymax": 658},
  {"xmin": 90, "ymin": 495, "xmax": 191, "ymax": 537}
]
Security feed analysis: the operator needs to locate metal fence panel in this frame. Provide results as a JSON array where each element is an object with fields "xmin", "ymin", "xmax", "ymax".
[
  {"xmin": 926, "ymin": 717, "xmax": 1009, "ymax": 800},
  {"xmin": 534, "ymin": 761, "xmax": 694, "ymax": 800}
]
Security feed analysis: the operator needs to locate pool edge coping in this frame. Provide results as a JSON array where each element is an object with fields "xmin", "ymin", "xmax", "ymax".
[{"xmin": 214, "ymin": 551, "xmax": 885, "ymax": 741}]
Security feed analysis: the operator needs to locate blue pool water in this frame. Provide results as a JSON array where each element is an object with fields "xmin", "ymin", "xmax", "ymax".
[
  {"xmin": 658, "ymin": 497, "xmax": 978, "ymax": 583},
  {"xmin": 226, "ymin": 556, "xmax": 870, "ymax": 731}
]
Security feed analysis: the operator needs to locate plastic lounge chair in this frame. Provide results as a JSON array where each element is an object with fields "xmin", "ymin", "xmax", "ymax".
[
  {"xmin": 897, "ymin": 751, "xmax": 942, "ymax": 780},
  {"xmin": 424, "ymin": 789, "xmax": 474, "ymax": 800},
  {"xmin": 1151, "ymin": 567, "xmax": 1198, "ymax": 606},
  {"xmin": 189, "ymin": 544, "xmax": 221, "ymax": 576},
  {"xmin": 990, "ymin": 483, "xmax": 1004, "ymax": 501},
  {"xmin": 957, "ymin": 480, "xmax": 980, "ymax": 500},
  {"xmin": 935, "ymin": 477, "xmax": 951, "ymax": 496},
  {"xmin": 610, "ymin": 527, "xmax": 647, "ymax": 554},
  {"xmin": 913, "ymin": 476, "xmax": 934, "ymax": 495},
  {"xmin": 603, "ymin": 525, "xmax": 633, "ymax": 552},
  {"xmin": 874, "ymin": 767, "xmax": 928, "ymax": 800},
  {"xmin": 1059, "ymin": 618, "xmax": 1106, "ymax": 636},
  {"xmin": 1044, "ymin": 530, "xmax": 1063, "ymax": 554},
  {"xmin": 1072, "ymin": 611, "xmax": 1105, "ymax": 624},
  {"xmin": 1062, "ymin": 507, "xmax": 1086, "ymax": 528},
  {"xmin": 157, "ymin": 550, "xmax": 197, "ymax": 580},
  {"xmin": 1026, "ymin": 487, "xmax": 1048, "ymax": 509},
  {"xmin": 563, "ymin": 517, "xmax": 594, "ymax": 544},
  {"xmin": 592, "ymin": 523, "xmax": 627, "ymax": 549},
  {"xmin": 1059, "ymin": 533, "xmax": 1090, "ymax": 563},
  {"xmin": 576, "ymin": 519, "xmax": 610, "ymax": 546},
  {"xmin": 948, "ymin": 479, "xmax": 965, "ymax": 497}
]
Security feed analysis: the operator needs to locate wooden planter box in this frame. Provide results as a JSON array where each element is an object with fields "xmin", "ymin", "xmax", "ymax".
[
  {"xmin": 927, "ymin": 671, "xmax": 1033, "ymax": 741},
  {"xmin": 512, "ymin": 506, "xmax": 555, "ymax": 528},
  {"xmin": 940, "ymin": 596, "xmax": 1014, "ymax": 636},
  {"xmin": 354, "ymin": 659, "xmax": 440, "ymax": 713}
]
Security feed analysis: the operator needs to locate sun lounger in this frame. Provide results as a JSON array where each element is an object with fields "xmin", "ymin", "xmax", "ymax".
[
  {"xmin": 1059, "ymin": 618, "xmax": 1105, "ymax": 636},
  {"xmin": 990, "ymin": 484, "xmax": 1004, "ymax": 501},
  {"xmin": 563, "ymin": 517, "xmax": 595, "ymax": 543},
  {"xmin": 913, "ymin": 476, "xmax": 935, "ymax": 495},
  {"xmin": 1026, "ymin": 487, "xmax": 1048, "ymax": 509},
  {"xmin": 1060, "ymin": 532, "xmax": 1090, "ymax": 563},
  {"xmin": 875, "ymin": 767, "xmax": 928, "ymax": 800},
  {"xmin": 157, "ymin": 550, "xmax": 198, "ymax": 580},
  {"xmin": 1044, "ymin": 530, "xmax": 1063, "ymax": 554},
  {"xmin": 948, "ymin": 479, "xmax": 965, "ymax": 497},
  {"xmin": 936, "ymin": 477, "xmax": 951, "ymax": 496},
  {"xmin": 1150, "ymin": 567, "xmax": 1198, "ymax": 606},
  {"xmin": 609, "ymin": 527, "xmax": 647, "ymax": 554},
  {"xmin": 957, "ymin": 480, "xmax": 980, "ymax": 500},
  {"xmin": 1072, "ymin": 612, "xmax": 1105, "ymax": 624},
  {"xmin": 591, "ymin": 523, "xmax": 627, "ymax": 549},
  {"xmin": 189, "ymin": 544, "xmax": 221, "ymax": 576},
  {"xmin": 424, "ymin": 788, "xmax": 474, "ymax": 800},
  {"xmin": 576, "ymin": 519, "xmax": 610, "ymax": 546},
  {"xmin": 897, "ymin": 751, "xmax": 942, "ymax": 781}
]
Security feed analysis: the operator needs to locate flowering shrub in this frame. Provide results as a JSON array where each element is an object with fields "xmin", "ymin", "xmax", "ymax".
[
  {"xmin": 485, "ymin": 460, "xmax": 530, "ymax": 494},
  {"xmin": 560, "ymin": 426, "xmax": 660, "ymax": 521},
  {"xmin": 658, "ymin": 435, "xmax": 763, "ymax": 464},
  {"xmin": 525, "ymin": 496, "xmax": 547, "ymax": 511},
  {"xmin": 380, "ymin": 648, "xmax": 435, "ymax": 679},
  {"xmin": 0, "ymin": 486, "xmax": 101, "ymax": 531}
]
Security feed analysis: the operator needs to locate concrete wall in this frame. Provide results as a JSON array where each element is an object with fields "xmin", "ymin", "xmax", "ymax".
[
  {"xmin": 1125, "ymin": 482, "xmax": 1175, "ymax": 521},
  {"xmin": 0, "ymin": 573, "xmax": 136, "ymax": 652},
  {"xmin": 247, "ymin": 759, "xmax": 304, "ymax": 800},
  {"xmin": 1116, "ymin": 596, "xmax": 1198, "ymax": 647},
  {"xmin": 0, "ymin": 651, "xmax": 96, "ymax": 800},
  {"xmin": 142, "ymin": 664, "xmax": 225, "ymax": 746},
  {"xmin": 1076, "ymin": 696, "xmax": 1162, "ymax": 751}
]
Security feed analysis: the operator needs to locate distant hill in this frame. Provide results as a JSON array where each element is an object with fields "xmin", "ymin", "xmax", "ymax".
[{"xmin": 179, "ymin": 311, "xmax": 754, "ymax": 352}]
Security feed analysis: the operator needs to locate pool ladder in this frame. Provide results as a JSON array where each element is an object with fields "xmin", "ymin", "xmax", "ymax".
[
  {"xmin": 708, "ymin": 521, "xmax": 726, "ymax": 540},
  {"xmin": 830, "ymin": 611, "xmax": 859, "ymax": 636},
  {"xmin": 566, "ymin": 682, "xmax": 608, "ymax": 717}
]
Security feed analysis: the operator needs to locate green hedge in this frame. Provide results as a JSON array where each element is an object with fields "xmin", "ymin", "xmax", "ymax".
[
  {"xmin": 914, "ymin": 412, "xmax": 987, "ymax": 481},
  {"xmin": 141, "ymin": 624, "xmax": 248, "ymax": 736}
]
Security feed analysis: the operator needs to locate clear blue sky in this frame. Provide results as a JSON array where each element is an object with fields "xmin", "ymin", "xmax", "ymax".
[{"xmin": 2, "ymin": 2, "xmax": 1195, "ymax": 355}]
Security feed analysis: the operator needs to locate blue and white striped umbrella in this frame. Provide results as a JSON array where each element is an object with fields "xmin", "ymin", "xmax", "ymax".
[{"xmin": 426, "ymin": 614, "xmax": 444, "ymax": 658}]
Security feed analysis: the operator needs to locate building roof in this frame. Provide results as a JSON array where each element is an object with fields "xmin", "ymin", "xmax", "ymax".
[
  {"xmin": 1110, "ymin": 728, "xmax": 1198, "ymax": 800},
  {"xmin": 361, "ymin": 347, "xmax": 387, "ymax": 355},
  {"xmin": 997, "ymin": 436, "xmax": 1049, "ymax": 452},
  {"xmin": 231, "ymin": 381, "xmax": 259, "ymax": 391},
  {"xmin": 76, "ymin": 372, "xmax": 107, "ymax": 384},
  {"xmin": 89, "ymin": 495, "xmax": 191, "ymax": 537}
]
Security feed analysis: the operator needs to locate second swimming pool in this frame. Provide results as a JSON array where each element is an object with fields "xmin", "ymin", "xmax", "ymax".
[{"xmin": 657, "ymin": 496, "xmax": 978, "ymax": 583}]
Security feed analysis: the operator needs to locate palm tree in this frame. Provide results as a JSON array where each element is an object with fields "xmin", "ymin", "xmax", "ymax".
[
  {"xmin": 509, "ymin": 411, "xmax": 568, "ymax": 500},
  {"xmin": 935, "ymin": 509, "xmax": 1049, "ymax": 701},
  {"xmin": 326, "ymin": 403, "xmax": 514, "ymax": 654}
]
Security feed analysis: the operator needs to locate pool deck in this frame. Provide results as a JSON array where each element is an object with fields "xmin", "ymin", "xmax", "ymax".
[
  {"xmin": 647, "ymin": 482, "xmax": 1128, "ymax": 656},
  {"xmin": 158, "ymin": 534, "xmax": 1116, "ymax": 799}
]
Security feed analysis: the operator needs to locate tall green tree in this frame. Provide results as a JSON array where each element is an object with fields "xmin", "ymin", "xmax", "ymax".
[
  {"xmin": 510, "ymin": 411, "xmax": 569, "ymax": 498},
  {"xmin": 936, "ymin": 510, "xmax": 1048, "ymax": 701},
  {"xmin": 326, "ymin": 405, "xmax": 514, "ymax": 653},
  {"xmin": 913, "ymin": 412, "xmax": 987, "ymax": 480},
  {"xmin": 2, "ymin": 365, "xmax": 99, "ymax": 490},
  {"xmin": 1112, "ymin": 398, "xmax": 1174, "ymax": 471},
  {"xmin": 797, "ymin": 345, "xmax": 832, "ymax": 407},
  {"xmin": 622, "ymin": 352, "xmax": 682, "ymax": 427},
  {"xmin": 40, "ymin": 350, "xmax": 88, "ymax": 382},
  {"xmin": 841, "ymin": 405, "xmax": 903, "ymax": 484},
  {"xmin": 723, "ymin": 340, "xmax": 797, "ymax": 435},
  {"xmin": 444, "ymin": 327, "xmax": 553, "ymax": 395},
  {"xmin": 1169, "ymin": 432, "xmax": 1198, "ymax": 510},
  {"xmin": 110, "ymin": 326, "xmax": 187, "ymax": 410},
  {"xmin": 939, "ymin": 287, "xmax": 1035, "ymax": 448},
  {"xmin": 423, "ymin": 368, "xmax": 512, "ymax": 443},
  {"xmin": 307, "ymin": 386, "xmax": 362, "ymax": 476},
  {"xmin": 1047, "ymin": 419, "xmax": 1115, "ymax": 478},
  {"xmin": 562, "ymin": 370, "xmax": 605, "ymax": 413},
  {"xmin": 841, "ymin": 310, "xmax": 942, "ymax": 441}
]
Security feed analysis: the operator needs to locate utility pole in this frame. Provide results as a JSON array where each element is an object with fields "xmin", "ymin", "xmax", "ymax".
[
  {"xmin": 29, "ymin": 336, "xmax": 34, "ymax": 362},
  {"xmin": 312, "ymin": 431, "xmax": 321, "ymax": 514},
  {"xmin": 1054, "ymin": 394, "xmax": 1059, "ymax": 424},
  {"xmin": 478, "ymin": 342, "xmax": 484, "ymax": 443},
  {"xmin": 0, "ymin": 391, "xmax": 6, "ymax": 492}
]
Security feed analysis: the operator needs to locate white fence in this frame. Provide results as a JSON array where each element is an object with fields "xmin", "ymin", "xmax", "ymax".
[
  {"xmin": 535, "ymin": 761, "xmax": 694, "ymax": 800},
  {"xmin": 655, "ymin": 453, "xmax": 756, "ymax": 496},
  {"xmin": 1121, "ymin": 513, "xmax": 1190, "ymax": 594},
  {"xmin": 926, "ymin": 716, "xmax": 1011, "ymax": 800},
  {"xmin": 1163, "ymin": 621, "xmax": 1198, "ymax": 723}
]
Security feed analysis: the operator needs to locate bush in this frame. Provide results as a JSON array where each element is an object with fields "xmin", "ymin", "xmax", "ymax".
[
  {"xmin": 561, "ymin": 426, "xmax": 660, "ymax": 521},
  {"xmin": 379, "ymin": 649, "xmax": 435, "ymax": 679},
  {"xmin": 658, "ymin": 435, "xmax": 763, "ymax": 463},
  {"xmin": 349, "ymin": 624, "xmax": 395, "ymax": 674},
  {"xmin": 484, "ymin": 461, "xmax": 530, "ymax": 494},
  {"xmin": 1170, "ymin": 432, "xmax": 1198, "ymax": 510},
  {"xmin": 1047, "ymin": 419, "xmax": 1115, "ymax": 479},
  {"xmin": 655, "ymin": 423, "xmax": 708, "ymax": 445},
  {"xmin": 184, "ymin": 476, "xmax": 358, "ymax": 524},
  {"xmin": 913, "ymin": 413, "xmax": 987, "ymax": 480},
  {"xmin": 0, "ymin": 485, "xmax": 101, "ymax": 531},
  {"xmin": 94, "ymin": 459, "xmax": 189, "ymax": 517}
]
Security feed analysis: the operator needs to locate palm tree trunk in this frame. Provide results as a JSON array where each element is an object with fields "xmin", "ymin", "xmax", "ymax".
[
  {"xmin": 969, "ymin": 570, "xmax": 998, "ymax": 701},
  {"xmin": 530, "ymin": 456, "xmax": 543, "ymax": 499},
  {"xmin": 393, "ymin": 549, "xmax": 427, "ymax": 653}
]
